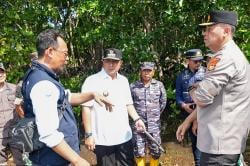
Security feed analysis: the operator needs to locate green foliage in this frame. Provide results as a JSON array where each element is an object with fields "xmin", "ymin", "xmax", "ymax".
[{"xmin": 0, "ymin": 0, "xmax": 249, "ymax": 125}]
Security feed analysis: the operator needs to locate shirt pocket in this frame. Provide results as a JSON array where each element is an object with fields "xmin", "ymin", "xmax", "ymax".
[
  {"xmin": 7, "ymin": 94, "xmax": 15, "ymax": 109},
  {"xmin": 0, "ymin": 113, "xmax": 5, "ymax": 126},
  {"xmin": 151, "ymin": 92, "xmax": 160, "ymax": 103},
  {"xmin": 134, "ymin": 90, "xmax": 145, "ymax": 101}
]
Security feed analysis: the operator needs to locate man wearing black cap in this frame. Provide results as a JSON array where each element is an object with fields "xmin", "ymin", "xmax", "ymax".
[
  {"xmin": 176, "ymin": 10, "xmax": 250, "ymax": 165},
  {"xmin": 0, "ymin": 63, "xmax": 24, "ymax": 165},
  {"xmin": 175, "ymin": 49, "xmax": 204, "ymax": 166},
  {"xmin": 81, "ymin": 48, "xmax": 146, "ymax": 166}
]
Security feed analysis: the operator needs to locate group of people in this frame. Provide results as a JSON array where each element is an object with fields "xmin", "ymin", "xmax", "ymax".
[
  {"xmin": 0, "ymin": 9, "xmax": 249, "ymax": 166},
  {"xmin": 1, "ymin": 30, "xmax": 166, "ymax": 165},
  {"xmin": 81, "ymin": 49, "xmax": 166, "ymax": 166}
]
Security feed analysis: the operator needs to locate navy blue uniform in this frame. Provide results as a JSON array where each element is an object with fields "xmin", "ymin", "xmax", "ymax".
[
  {"xmin": 176, "ymin": 67, "xmax": 204, "ymax": 166},
  {"xmin": 176, "ymin": 68, "xmax": 196, "ymax": 118}
]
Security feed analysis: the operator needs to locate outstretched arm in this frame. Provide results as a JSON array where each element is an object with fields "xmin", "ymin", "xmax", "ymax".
[{"xmin": 70, "ymin": 92, "xmax": 113, "ymax": 111}]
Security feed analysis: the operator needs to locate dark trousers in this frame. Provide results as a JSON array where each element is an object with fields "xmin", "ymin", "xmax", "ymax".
[
  {"xmin": 94, "ymin": 139, "xmax": 135, "ymax": 166},
  {"xmin": 200, "ymin": 152, "xmax": 240, "ymax": 166},
  {"xmin": 0, "ymin": 138, "xmax": 24, "ymax": 166},
  {"xmin": 189, "ymin": 127, "xmax": 201, "ymax": 166}
]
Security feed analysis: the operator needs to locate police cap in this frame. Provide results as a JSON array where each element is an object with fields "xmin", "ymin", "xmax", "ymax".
[
  {"xmin": 184, "ymin": 49, "xmax": 203, "ymax": 61},
  {"xmin": 199, "ymin": 10, "xmax": 237, "ymax": 26}
]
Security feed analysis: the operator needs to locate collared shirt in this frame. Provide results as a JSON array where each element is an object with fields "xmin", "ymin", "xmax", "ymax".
[
  {"xmin": 81, "ymin": 69, "xmax": 133, "ymax": 146},
  {"xmin": 30, "ymin": 81, "xmax": 71, "ymax": 147},
  {"xmin": 192, "ymin": 40, "xmax": 250, "ymax": 154},
  {"xmin": 0, "ymin": 82, "xmax": 17, "ymax": 138},
  {"xmin": 130, "ymin": 79, "xmax": 167, "ymax": 132},
  {"xmin": 14, "ymin": 80, "xmax": 23, "ymax": 105}
]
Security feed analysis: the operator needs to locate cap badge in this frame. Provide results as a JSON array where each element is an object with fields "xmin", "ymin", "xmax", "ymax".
[
  {"xmin": 107, "ymin": 50, "xmax": 116, "ymax": 58},
  {"xmin": 103, "ymin": 90, "xmax": 109, "ymax": 97},
  {"xmin": 207, "ymin": 15, "xmax": 211, "ymax": 22},
  {"xmin": 197, "ymin": 51, "xmax": 201, "ymax": 56}
]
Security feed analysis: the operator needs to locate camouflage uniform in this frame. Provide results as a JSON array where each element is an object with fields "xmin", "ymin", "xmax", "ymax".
[{"xmin": 130, "ymin": 79, "xmax": 166, "ymax": 159}]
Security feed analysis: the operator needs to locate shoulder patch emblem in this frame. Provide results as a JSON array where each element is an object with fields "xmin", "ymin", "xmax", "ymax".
[{"xmin": 207, "ymin": 57, "xmax": 220, "ymax": 71}]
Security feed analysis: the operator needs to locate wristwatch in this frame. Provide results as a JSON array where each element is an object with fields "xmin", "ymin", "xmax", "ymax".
[{"xmin": 84, "ymin": 132, "xmax": 92, "ymax": 139}]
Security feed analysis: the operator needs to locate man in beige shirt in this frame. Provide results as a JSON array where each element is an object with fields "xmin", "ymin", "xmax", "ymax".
[
  {"xmin": 0, "ymin": 62, "xmax": 24, "ymax": 165},
  {"xmin": 176, "ymin": 10, "xmax": 250, "ymax": 165}
]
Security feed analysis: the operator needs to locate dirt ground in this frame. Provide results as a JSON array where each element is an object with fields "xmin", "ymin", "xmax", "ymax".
[
  {"xmin": 6, "ymin": 140, "xmax": 250, "ymax": 165},
  {"xmin": 80, "ymin": 141, "xmax": 195, "ymax": 166},
  {"xmin": 80, "ymin": 141, "xmax": 250, "ymax": 166}
]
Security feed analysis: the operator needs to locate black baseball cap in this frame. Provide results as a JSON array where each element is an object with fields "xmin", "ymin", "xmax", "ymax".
[
  {"xmin": 103, "ymin": 48, "xmax": 122, "ymax": 60},
  {"xmin": 199, "ymin": 10, "xmax": 237, "ymax": 26}
]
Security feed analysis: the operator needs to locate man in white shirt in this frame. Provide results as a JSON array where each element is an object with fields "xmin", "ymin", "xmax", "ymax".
[{"xmin": 81, "ymin": 48, "xmax": 145, "ymax": 166}]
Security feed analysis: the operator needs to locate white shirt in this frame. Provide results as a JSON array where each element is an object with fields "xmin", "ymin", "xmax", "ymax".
[
  {"xmin": 81, "ymin": 69, "xmax": 133, "ymax": 146},
  {"xmin": 30, "ymin": 80, "xmax": 71, "ymax": 148}
]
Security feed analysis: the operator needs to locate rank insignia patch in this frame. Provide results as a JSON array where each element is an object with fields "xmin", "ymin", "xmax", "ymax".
[{"xmin": 207, "ymin": 57, "xmax": 220, "ymax": 71}]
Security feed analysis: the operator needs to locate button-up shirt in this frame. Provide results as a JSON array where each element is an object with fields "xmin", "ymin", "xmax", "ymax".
[
  {"xmin": 130, "ymin": 79, "xmax": 167, "ymax": 132},
  {"xmin": 191, "ymin": 40, "xmax": 250, "ymax": 154},
  {"xmin": 81, "ymin": 69, "xmax": 133, "ymax": 145},
  {"xmin": 0, "ymin": 82, "xmax": 17, "ymax": 138}
]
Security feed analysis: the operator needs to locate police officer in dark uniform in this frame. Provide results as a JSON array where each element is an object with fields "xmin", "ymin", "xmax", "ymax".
[{"xmin": 175, "ymin": 49, "xmax": 203, "ymax": 166}]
